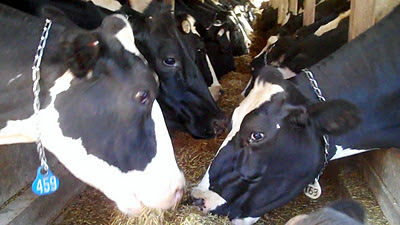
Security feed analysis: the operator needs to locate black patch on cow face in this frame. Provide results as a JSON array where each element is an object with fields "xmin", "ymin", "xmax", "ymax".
[
  {"xmin": 207, "ymin": 66, "xmax": 361, "ymax": 219},
  {"xmin": 55, "ymin": 17, "xmax": 159, "ymax": 172},
  {"xmin": 126, "ymin": 3, "xmax": 226, "ymax": 139}
]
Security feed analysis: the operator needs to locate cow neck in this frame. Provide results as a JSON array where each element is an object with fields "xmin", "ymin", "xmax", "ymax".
[
  {"xmin": 301, "ymin": 68, "xmax": 330, "ymax": 181},
  {"xmin": 292, "ymin": 69, "xmax": 337, "ymax": 156}
]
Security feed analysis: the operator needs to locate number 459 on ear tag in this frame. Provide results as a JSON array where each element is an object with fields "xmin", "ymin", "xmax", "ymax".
[{"xmin": 32, "ymin": 166, "xmax": 59, "ymax": 196}]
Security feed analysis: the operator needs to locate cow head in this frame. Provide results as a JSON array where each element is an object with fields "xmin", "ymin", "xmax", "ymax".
[
  {"xmin": 125, "ymin": 3, "xmax": 227, "ymax": 139},
  {"xmin": 191, "ymin": 66, "xmax": 361, "ymax": 223},
  {"xmin": 175, "ymin": 13, "xmax": 223, "ymax": 102},
  {"xmin": 0, "ymin": 13, "xmax": 184, "ymax": 216}
]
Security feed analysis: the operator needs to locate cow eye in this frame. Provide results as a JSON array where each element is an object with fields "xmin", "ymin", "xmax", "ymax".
[
  {"xmin": 197, "ymin": 48, "xmax": 204, "ymax": 53},
  {"xmin": 163, "ymin": 58, "xmax": 176, "ymax": 66},
  {"xmin": 249, "ymin": 132, "xmax": 264, "ymax": 143},
  {"xmin": 135, "ymin": 91, "xmax": 149, "ymax": 104}
]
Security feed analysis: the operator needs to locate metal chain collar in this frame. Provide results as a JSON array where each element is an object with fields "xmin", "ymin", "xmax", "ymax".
[
  {"xmin": 302, "ymin": 68, "xmax": 330, "ymax": 181},
  {"xmin": 32, "ymin": 19, "xmax": 52, "ymax": 172}
]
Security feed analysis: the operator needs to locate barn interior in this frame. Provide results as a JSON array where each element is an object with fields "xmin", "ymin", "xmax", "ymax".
[{"xmin": 0, "ymin": 0, "xmax": 399, "ymax": 224}]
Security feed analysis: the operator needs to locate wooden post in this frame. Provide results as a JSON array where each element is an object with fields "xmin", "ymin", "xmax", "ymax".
[
  {"xmin": 348, "ymin": 0, "xmax": 375, "ymax": 41},
  {"xmin": 269, "ymin": 0, "xmax": 280, "ymax": 9},
  {"xmin": 289, "ymin": 0, "xmax": 298, "ymax": 15},
  {"xmin": 303, "ymin": 0, "xmax": 315, "ymax": 26},
  {"xmin": 278, "ymin": 0, "xmax": 289, "ymax": 24}
]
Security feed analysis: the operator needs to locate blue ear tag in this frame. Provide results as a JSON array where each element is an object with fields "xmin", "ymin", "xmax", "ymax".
[{"xmin": 32, "ymin": 166, "xmax": 59, "ymax": 196}]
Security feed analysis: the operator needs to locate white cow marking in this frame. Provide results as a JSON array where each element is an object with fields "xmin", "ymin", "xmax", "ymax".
[
  {"xmin": 330, "ymin": 145, "xmax": 376, "ymax": 161},
  {"xmin": 314, "ymin": 10, "xmax": 350, "ymax": 36},
  {"xmin": 90, "ymin": 0, "xmax": 121, "ymax": 11},
  {"xmin": 277, "ymin": 67, "xmax": 297, "ymax": 79},
  {"xmin": 229, "ymin": 13, "xmax": 252, "ymax": 48},
  {"xmin": 205, "ymin": 54, "xmax": 222, "ymax": 101},
  {"xmin": 192, "ymin": 78, "xmax": 284, "ymax": 213},
  {"xmin": 128, "ymin": 0, "xmax": 152, "ymax": 13},
  {"xmin": 232, "ymin": 217, "xmax": 260, "ymax": 225},
  {"xmin": 254, "ymin": 35, "xmax": 279, "ymax": 59},
  {"xmin": 113, "ymin": 15, "xmax": 148, "ymax": 65},
  {"xmin": 186, "ymin": 15, "xmax": 201, "ymax": 37}
]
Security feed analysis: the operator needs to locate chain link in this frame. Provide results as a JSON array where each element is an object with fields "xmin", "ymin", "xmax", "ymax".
[
  {"xmin": 302, "ymin": 68, "xmax": 330, "ymax": 181},
  {"xmin": 32, "ymin": 19, "xmax": 52, "ymax": 173}
]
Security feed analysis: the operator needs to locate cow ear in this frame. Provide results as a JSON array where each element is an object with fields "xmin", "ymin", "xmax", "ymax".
[
  {"xmin": 181, "ymin": 20, "xmax": 191, "ymax": 34},
  {"xmin": 307, "ymin": 99, "xmax": 362, "ymax": 135},
  {"xmin": 61, "ymin": 32, "xmax": 100, "ymax": 78}
]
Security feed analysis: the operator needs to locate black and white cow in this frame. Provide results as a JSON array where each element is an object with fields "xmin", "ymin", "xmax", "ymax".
[
  {"xmin": 249, "ymin": 14, "xmax": 349, "ymax": 85},
  {"xmin": 191, "ymin": 5, "xmax": 400, "ymax": 224},
  {"xmin": 286, "ymin": 200, "xmax": 365, "ymax": 225},
  {"xmin": 0, "ymin": 4, "xmax": 184, "ymax": 216},
  {"xmin": 175, "ymin": 0, "xmax": 236, "ymax": 78},
  {"xmin": 175, "ymin": 13, "xmax": 223, "ymax": 101},
  {"xmin": 133, "ymin": 1, "xmax": 227, "ymax": 138},
  {"xmin": 4, "ymin": 0, "xmax": 228, "ymax": 139}
]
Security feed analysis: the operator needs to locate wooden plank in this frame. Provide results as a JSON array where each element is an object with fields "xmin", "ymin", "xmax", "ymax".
[
  {"xmin": 0, "ymin": 162, "xmax": 86, "ymax": 225},
  {"xmin": 348, "ymin": 0, "xmax": 375, "ymax": 41},
  {"xmin": 360, "ymin": 150, "xmax": 400, "ymax": 225},
  {"xmin": 278, "ymin": 0, "xmax": 289, "ymax": 24},
  {"xmin": 374, "ymin": 0, "xmax": 400, "ymax": 22},
  {"xmin": 289, "ymin": 0, "xmax": 298, "ymax": 15},
  {"xmin": 364, "ymin": 149, "xmax": 400, "ymax": 203},
  {"xmin": 269, "ymin": 0, "xmax": 280, "ymax": 9},
  {"xmin": 303, "ymin": 0, "xmax": 315, "ymax": 26}
]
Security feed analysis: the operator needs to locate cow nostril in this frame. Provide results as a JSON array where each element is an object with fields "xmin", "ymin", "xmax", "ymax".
[
  {"xmin": 191, "ymin": 197, "xmax": 205, "ymax": 208},
  {"xmin": 212, "ymin": 117, "xmax": 228, "ymax": 135}
]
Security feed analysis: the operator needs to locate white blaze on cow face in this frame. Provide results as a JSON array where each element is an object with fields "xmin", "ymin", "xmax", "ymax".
[
  {"xmin": 205, "ymin": 54, "xmax": 222, "ymax": 101},
  {"xmin": 192, "ymin": 78, "xmax": 284, "ymax": 213},
  {"xmin": 113, "ymin": 15, "xmax": 148, "ymax": 64},
  {"xmin": 112, "ymin": 15, "xmax": 160, "ymax": 85}
]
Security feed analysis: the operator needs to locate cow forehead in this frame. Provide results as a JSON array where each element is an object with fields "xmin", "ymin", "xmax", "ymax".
[
  {"xmin": 221, "ymin": 79, "xmax": 284, "ymax": 148},
  {"xmin": 110, "ymin": 14, "xmax": 147, "ymax": 62}
]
